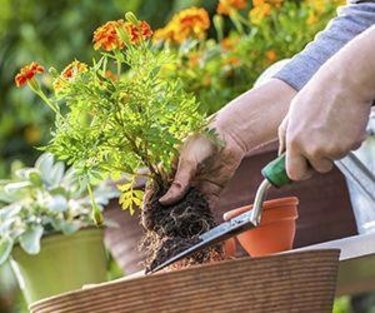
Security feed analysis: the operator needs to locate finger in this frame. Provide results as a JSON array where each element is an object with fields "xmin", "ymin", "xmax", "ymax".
[
  {"xmin": 195, "ymin": 179, "xmax": 223, "ymax": 210},
  {"xmin": 308, "ymin": 157, "xmax": 334, "ymax": 174},
  {"xmin": 159, "ymin": 157, "xmax": 197, "ymax": 205},
  {"xmin": 278, "ymin": 116, "xmax": 288, "ymax": 156},
  {"xmin": 286, "ymin": 148, "xmax": 313, "ymax": 181}
]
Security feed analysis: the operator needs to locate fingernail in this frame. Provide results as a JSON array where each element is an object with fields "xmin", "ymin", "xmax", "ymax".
[{"xmin": 159, "ymin": 189, "xmax": 174, "ymax": 204}]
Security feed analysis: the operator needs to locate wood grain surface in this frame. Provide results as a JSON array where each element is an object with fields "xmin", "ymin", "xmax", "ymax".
[{"xmin": 30, "ymin": 249, "xmax": 340, "ymax": 313}]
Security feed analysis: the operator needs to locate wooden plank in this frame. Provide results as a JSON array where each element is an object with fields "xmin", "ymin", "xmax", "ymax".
[
  {"xmin": 30, "ymin": 250, "xmax": 339, "ymax": 313},
  {"xmin": 292, "ymin": 233, "xmax": 375, "ymax": 295}
]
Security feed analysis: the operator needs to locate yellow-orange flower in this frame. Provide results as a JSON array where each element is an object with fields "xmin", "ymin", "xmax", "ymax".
[
  {"xmin": 224, "ymin": 56, "xmax": 241, "ymax": 67},
  {"xmin": 173, "ymin": 7, "xmax": 210, "ymax": 43},
  {"xmin": 104, "ymin": 70, "xmax": 118, "ymax": 81},
  {"xmin": 253, "ymin": 0, "xmax": 283, "ymax": 7},
  {"xmin": 15, "ymin": 62, "xmax": 45, "ymax": 87},
  {"xmin": 306, "ymin": 11, "xmax": 318, "ymax": 25},
  {"xmin": 127, "ymin": 20, "xmax": 153, "ymax": 44},
  {"xmin": 61, "ymin": 60, "xmax": 88, "ymax": 79},
  {"xmin": 53, "ymin": 60, "xmax": 88, "ymax": 92},
  {"xmin": 249, "ymin": 0, "xmax": 283, "ymax": 25},
  {"xmin": 221, "ymin": 35, "xmax": 240, "ymax": 51},
  {"xmin": 93, "ymin": 20, "xmax": 127, "ymax": 51},
  {"xmin": 154, "ymin": 7, "xmax": 210, "ymax": 44},
  {"xmin": 187, "ymin": 52, "xmax": 201, "ymax": 68},
  {"xmin": 217, "ymin": 0, "xmax": 247, "ymax": 15},
  {"xmin": 93, "ymin": 19, "xmax": 153, "ymax": 51},
  {"xmin": 265, "ymin": 49, "xmax": 277, "ymax": 62},
  {"xmin": 249, "ymin": 3, "xmax": 271, "ymax": 25},
  {"xmin": 153, "ymin": 25, "xmax": 175, "ymax": 43}
]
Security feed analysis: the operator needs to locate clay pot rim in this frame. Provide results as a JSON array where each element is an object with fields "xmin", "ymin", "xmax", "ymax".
[{"xmin": 224, "ymin": 196, "xmax": 299, "ymax": 222}]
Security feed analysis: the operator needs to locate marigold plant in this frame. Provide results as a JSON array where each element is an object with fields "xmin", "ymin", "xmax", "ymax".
[{"xmin": 15, "ymin": 13, "xmax": 207, "ymax": 218}]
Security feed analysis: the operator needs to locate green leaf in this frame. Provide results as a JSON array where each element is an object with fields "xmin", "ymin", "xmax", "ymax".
[
  {"xmin": 60, "ymin": 222, "xmax": 80, "ymax": 235},
  {"xmin": 47, "ymin": 195, "xmax": 68, "ymax": 212},
  {"xmin": 19, "ymin": 225, "xmax": 44, "ymax": 255},
  {"xmin": 0, "ymin": 237, "xmax": 13, "ymax": 266}
]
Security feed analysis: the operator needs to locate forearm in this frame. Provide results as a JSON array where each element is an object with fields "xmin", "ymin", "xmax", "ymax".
[
  {"xmin": 212, "ymin": 79, "xmax": 297, "ymax": 153},
  {"xmin": 327, "ymin": 24, "xmax": 375, "ymax": 102},
  {"xmin": 275, "ymin": 2, "xmax": 375, "ymax": 91}
]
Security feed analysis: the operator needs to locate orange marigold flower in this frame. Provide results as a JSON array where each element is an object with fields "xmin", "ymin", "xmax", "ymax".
[
  {"xmin": 53, "ymin": 60, "xmax": 88, "ymax": 92},
  {"xmin": 126, "ymin": 20, "xmax": 153, "ymax": 44},
  {"xmin": 153, "ymin": 25, "xmax": 175, "ymax": 43},
  {"xmin": 15, "ymin": 62, "xmax": 45, "ymax": 87},
  {"xmin": 265, "ymin": 49, "xmax": 277, "ymax": 62},
  {"xmin": 306, "ymin": 11, "xmax": 318, "ymax": 25},
  {"xmin": 249, "ymin": 2, "xmax": 271, "ymax": 25},
  {"xmin": 153, "ymin": 7, "xmax": 209, "ymax": 44},
  {"xmin": 172, "ymin": 7, "xmax": 210, "ymax": 43},
  {"xmin": 249, "ymin": 0, "xmax": 283, "ymax": 24},
  {"xmin": 224, "ymin": 56, "xmax": 241, "ymax": 67},
  {"xmin": 253, "ymin": 0, "xmax": 283, "ymax": 7},
  {"xmin": 93, "ymin": 19, "xmax": 153, "ymax": 50},
  {"xmin": 217, "ymin": 0, "xmax": 247, "ymax": 15},
  {"xmin": 93, "ymin": 20, "xmax": 126, "ymax": 51},
  {"xmin": 187, "ymin": 52, "xmax": 201, "ymax": 68},
  {"xmin": 61, "ymin": 60, "xmax": 88, "ymax": 79},
  {"xmin": 221, "ymin": 35, "xmax": 240, "ymax": 51},
  {"xmin": 140, "ymin": 21, "xmax": 153, "ymax": 38},
  {"xmin": 104, "ymin": 70, "xmax": 118, "ymax": 81}
]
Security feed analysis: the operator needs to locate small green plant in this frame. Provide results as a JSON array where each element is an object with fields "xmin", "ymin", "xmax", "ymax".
[
  {"xmin": 15, "ymin": 13, "xmax": 207, "ymax": 217},
  {"xmin": 0, "ymin": 153, "xmax": 119, "ymax": 265}
]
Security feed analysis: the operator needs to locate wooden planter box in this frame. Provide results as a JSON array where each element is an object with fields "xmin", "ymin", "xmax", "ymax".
[
  {"xmin": 30, "ymin": 249, "xmax": 340, "ymax": 313},
  {"xmin": 104, "ymin": 145, "xmax": 356, "ymax": 274}
]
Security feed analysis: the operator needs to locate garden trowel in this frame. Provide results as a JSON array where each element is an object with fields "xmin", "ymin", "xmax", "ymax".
[{"xmin": 148, "ymin": 153, "xmax": 291, "ymax": 274}]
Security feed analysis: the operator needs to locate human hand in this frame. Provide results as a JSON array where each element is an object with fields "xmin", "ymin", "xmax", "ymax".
[
  {"xmin": 159, "ymin": 127, "xmax": 246, "ymax": 209},
  {"xmin": 159, "ymin": 79, "xmax": 297, "ymax": 208},
  {"xmin": 278, "ymin": 63, "xmax": 372, "ymax": 181}
]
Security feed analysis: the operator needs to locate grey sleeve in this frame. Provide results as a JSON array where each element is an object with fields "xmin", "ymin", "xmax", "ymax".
[{"xmin": 274, "ymin": 2, "xmax": 375, "ymax": 91}]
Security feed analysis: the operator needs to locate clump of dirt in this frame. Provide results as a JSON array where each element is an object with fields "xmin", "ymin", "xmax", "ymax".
[{"xmin": 141, "ymin": 184, "xmax": 225, "ymax": 272}]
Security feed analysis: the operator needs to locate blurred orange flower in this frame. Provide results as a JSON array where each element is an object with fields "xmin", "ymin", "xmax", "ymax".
[
  {"xmin": 221, "ymin": 35, "xmax": 240, "ymax": 51},
  {"xmin": 224, "ymin": 56, "xmax": 241, "ymax": 67},
  {"xmin": 173, "ymin": 7, "xmax": 210, "ymax": 43},
  {"xmin": 249, "ymin": 0, "xmax": 282, "ymax": 25},
  {"xmin": 217, "ymin": 0, "xmax": 247, "ymax": 15},
  {"xmin": 15, "ymin": 62, "xmax": 45, "ymax": 87},
  {"xmin": 104, "ymin": 70, "xmax": 118, "ymax": 81},
  {"xmin": 153, "ymin": 7, "xmax": 210, "ymax": 44},
  {"xmin": 153, "ymin": 24, "xmax": 175, "ymax": 43},
  {"xmin": 265, "ymin": 49, "xmax": 277, "ymax": 62}
]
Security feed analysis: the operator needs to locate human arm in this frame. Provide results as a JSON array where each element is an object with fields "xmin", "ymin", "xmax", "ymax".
[{"xmin": 279, "ymin": 25, "xmax": 375, "ymax": 181}]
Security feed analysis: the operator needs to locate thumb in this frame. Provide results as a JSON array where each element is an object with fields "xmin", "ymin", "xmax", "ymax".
[{"xmin": 159, "ymin": 157, "xmax": 197, "ymax": 205}]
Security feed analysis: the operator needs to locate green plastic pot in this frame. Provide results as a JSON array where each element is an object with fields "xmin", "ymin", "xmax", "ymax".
[{"xmin": 10, "ymin": 227, "xmax": 107, "ymax": 305}]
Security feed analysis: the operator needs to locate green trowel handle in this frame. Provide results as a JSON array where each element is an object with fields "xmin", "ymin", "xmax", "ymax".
[{"xmin": 261, "ymin": 153, "xmax": 292, "ymax": 188}]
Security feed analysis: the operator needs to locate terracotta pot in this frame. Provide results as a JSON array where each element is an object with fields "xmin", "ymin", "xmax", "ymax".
[{"xmin": 224, "ymin": 197, "xmax": 299, "ymax": 257}]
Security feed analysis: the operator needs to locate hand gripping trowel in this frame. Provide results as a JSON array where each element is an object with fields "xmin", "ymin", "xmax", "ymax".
[{"xmin": 148, "ymin": 153, "xmax": 291, "ymax": 274}]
